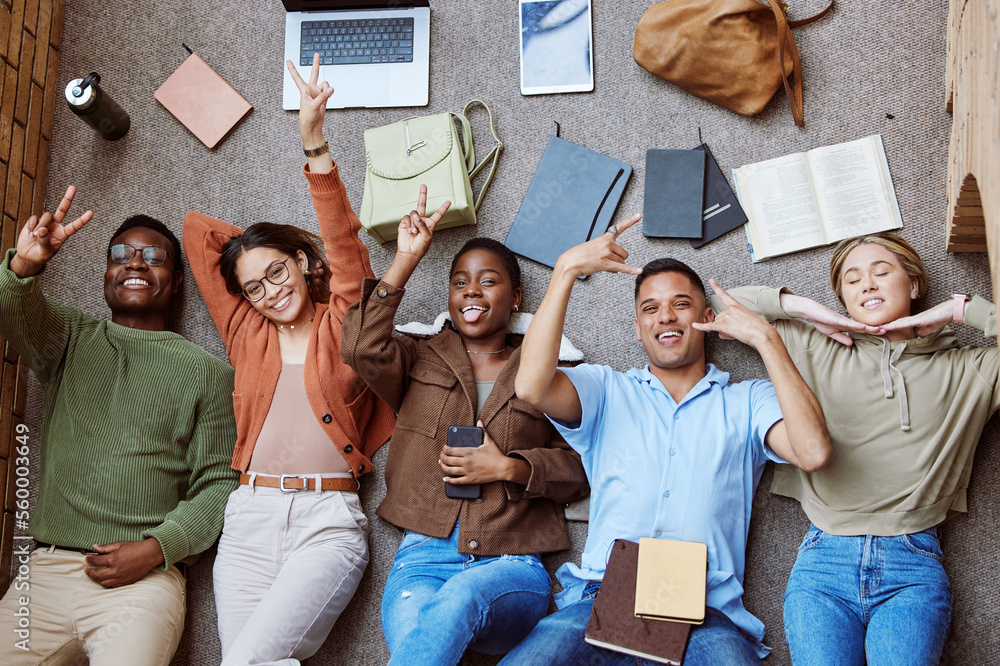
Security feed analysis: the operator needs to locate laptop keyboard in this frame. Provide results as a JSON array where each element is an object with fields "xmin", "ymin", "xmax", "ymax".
[{"xmin": 300, "ymin": 17, "xmax": 414, "ymax": 66}]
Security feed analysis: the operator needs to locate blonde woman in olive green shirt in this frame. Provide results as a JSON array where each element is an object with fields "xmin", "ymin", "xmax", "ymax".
[{"xmin": 714, "ymin": 233, "xmax": 998, "ymax": 666}]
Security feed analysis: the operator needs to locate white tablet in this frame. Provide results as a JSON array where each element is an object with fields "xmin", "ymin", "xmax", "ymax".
[{"xmin": 519, "ymin": 0, "xmax": 595, "ymax": 96}]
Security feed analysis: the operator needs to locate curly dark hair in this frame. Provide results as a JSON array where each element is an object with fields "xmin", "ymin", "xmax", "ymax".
[{"xmin": 219, "ymin": 223, "xmax": 331, "ymax": 303}]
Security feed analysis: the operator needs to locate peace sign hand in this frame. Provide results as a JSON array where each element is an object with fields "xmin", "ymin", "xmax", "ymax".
[
  {"xmin": 555, "ymin": 213, "xmax": 643, "ymax": 279},
  {"xmin": 12, "ymin": 185, "xmax": 94, "ymax": 277},
  {"xmin": 395, "ymin": 184, "xmax": 451, "ymax": 262},
  {"xmin": 286, "ymin": 54, "xmax": 335, "ymax": 145}
]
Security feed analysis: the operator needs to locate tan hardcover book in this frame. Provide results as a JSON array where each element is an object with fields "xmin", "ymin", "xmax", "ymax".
[
  {"xmin": 634, "ymin": 537, "xmax": 708, "ymax": 624},
  {"xmin": 155, "ymin": 53, "xmax": 252, "ymax": 150}
]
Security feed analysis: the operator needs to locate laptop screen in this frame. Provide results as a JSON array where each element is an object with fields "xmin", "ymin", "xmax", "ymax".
[{"xmin": 282, "ymin": 0, "xmax": 429, "ymax": 10}]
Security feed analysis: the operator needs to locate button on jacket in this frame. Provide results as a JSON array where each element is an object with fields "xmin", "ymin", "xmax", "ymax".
[{"xmin": 341, "ymin": 278, "xmax": 589, "ymax": 556}]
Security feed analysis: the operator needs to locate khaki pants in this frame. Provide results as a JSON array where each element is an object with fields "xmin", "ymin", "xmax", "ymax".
[{"xmin": 0, "ymin": 546, "xmax": 186, "ymax": 665}]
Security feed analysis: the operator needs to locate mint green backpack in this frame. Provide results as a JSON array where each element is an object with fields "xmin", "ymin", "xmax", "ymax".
[{"xmin": 360, "ymin": 100, "xmax": 502, "ymax": 243}]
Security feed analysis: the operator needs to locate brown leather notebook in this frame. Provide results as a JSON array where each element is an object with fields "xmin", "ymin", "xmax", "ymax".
[
  {"xmin": 154, "ymin": 53, "xmax": 252, "ymax": 149},
  {"xmin": 585, "ymin": 540, "xmax": 691, "ymax": 665}
]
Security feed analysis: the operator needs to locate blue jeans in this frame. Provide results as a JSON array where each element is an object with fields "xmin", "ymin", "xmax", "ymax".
[
  {"xmin": 498, "ymin": 588, "xmax": 762, "ymax": 666},
  {"xmin": 381, "ymin": 527, "xmax": 552, "ymax": 666},
  {"xmin": 783, "ymin": 525, "xmax": 952, "ymax": 666}
]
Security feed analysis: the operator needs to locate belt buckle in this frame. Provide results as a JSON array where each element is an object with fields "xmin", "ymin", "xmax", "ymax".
[{"xmin": 279, "ymin": 474, "xmax": 304, "ymax": 493}]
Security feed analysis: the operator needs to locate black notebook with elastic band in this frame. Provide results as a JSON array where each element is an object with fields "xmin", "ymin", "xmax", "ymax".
[
  {"xmin": 642, "ymin": 149, "xmax": 705, "ymax": 238},
  {"xmin": 505, "ymin": 136, "xmax": 632, "ymax": 269},
  {"xmin": 690, "ymin": 142, "xmax": 748, "ymax": 248}
]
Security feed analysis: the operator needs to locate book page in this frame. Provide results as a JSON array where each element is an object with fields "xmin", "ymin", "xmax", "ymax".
[
  {"xmin": 807, "ymin": 135, "xmax": 903, "ymax": 241},
  {"xmin": 733, "ymin": 153, "xmax": 825, "ymax": 260}
]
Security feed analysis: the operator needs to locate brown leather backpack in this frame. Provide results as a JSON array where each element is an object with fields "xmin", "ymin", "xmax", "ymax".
[{"xmin": 633, "ymin": 0, "xmax": 833, "ymax": 126}]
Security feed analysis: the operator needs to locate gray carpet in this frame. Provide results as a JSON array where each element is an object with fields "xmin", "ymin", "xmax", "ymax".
[{"xmin": 21, "ymin": 0, "xmax": 998, "ymax": 663}]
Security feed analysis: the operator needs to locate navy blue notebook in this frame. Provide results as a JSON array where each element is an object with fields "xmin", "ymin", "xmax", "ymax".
[{"xmin": 505, "ymin": 136, "xmax": 632, "ymax": 269}]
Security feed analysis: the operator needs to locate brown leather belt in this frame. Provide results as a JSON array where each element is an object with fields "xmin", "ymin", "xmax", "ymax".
[
  {"xmin": 34, "ymin": 541, "xmax": 97, "ymax": 555},
  {"xmin": 239, "ymin": 473, "xmax": 358, "ymax": 493}
]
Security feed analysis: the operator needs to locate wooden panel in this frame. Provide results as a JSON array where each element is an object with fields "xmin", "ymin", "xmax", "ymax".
[
  {"xmin": 12, "ymin": 359, "xmax": 26, "ymax": 418},
  {"xmin": 0, "ymin": 65, "xmax": 17, "ymax": 164},
  {"xmin": 3, "ymin": 332, "xmax": 17, "ymax": 364},
  {"xmin": 40, "ymin": 44, "xmax": 56, "ymax": 140},
  {"xmin": 6, "ymin": 0, "xmax": 23, "ymax": 68},
  {"xmin": 22, "ymin": 82, "xmax": 40, "ymax": 179},
  {"xmin": 31, "ymin": 0, "xmax": 48, "ymax": 86},
  {"xmin": 3, "ymin": 124, "xmax": 23, "ymax": 218},
  {"xmin": 32, "ymin": 136, "xmax": 46, "ymax": 213},
  {"xmin": 3, "ymin": 460, "xmax": 14, "ymax": 537},
  {"xmin": 13, "ymin": 30, "xmax": 34, "ymax": 126},
  {"xmin": 18, "ymin": 172, "xmax": 32, "ymax": 221},
  {"xmin": 0, "ymin": 511, "xmax": 12, "ymax": 593},
  {"xmin": 0, "ymin": 445, "xmax": 6, "ymax": 497},
  {"xmin": 21, "ymin": 0, "xmax": 35, "ymax": 36},
  {"xmin": 1, "ymin": 216, "xmax": 17, "ymax": 262},
  {"xmin": 945, "ymin": 0, "xmax": 999, "ymax": 277},
  {"xmin": 0, "ymin": 3, "xmax": 10, "ymax": 61},
  {"xmin": 0, "ymin": 166, "xmax": 6, "ymax": 218},
  {"xmin": 0, "ymin": 386, "xmax": 16, "ymax": 506},
  {"xmin": 49, "ymin": 0, "xmax": 61, "ymax": 49}
]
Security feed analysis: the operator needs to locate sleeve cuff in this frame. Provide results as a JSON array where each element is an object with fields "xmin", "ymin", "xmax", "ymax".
[
  {"xmin": 1, "ymin": 248, "xmax": 42, "ymax": 292},
  {"xmin": 360, "ymin": 277, "xmax": 406, "ymax": 308},
  {"xmin": 759, "ymin": 287, "xmax": 793, "ymax": 320},
  {"xmin": 144, "ymin": 520, "xmax": 190, "ymax": 571},
  {"xmin": 505, "ymin": 450, "xmax": 542, "ymax": 501},
  {"xmin": 965, "ymin": 295, "xmax": 995, "ymax": 338},
  {"xmin": 304, "ymin": 161, "xmax": 345, "ymax": 194},
  {"xmin": 709, "ymin": 285, "xmax": 790, "ymax": 320}
]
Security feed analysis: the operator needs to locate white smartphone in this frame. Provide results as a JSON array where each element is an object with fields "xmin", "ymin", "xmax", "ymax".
[{"xmin": 519, "ymin": 0, "xmax": 595, "ymax": 95}]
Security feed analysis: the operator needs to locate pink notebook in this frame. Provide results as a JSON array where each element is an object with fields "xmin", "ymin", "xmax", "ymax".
[{"xmin": 155, "ymin": 53, "xmax": 252, "ymax": 149}]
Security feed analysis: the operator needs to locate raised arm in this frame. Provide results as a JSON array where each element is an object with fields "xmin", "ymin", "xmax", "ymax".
[
  {"xmin": 182, "ymin": 211, "xmax": 251, "ymax": 349},
  {"xmin": 515, "ymin": 215, "xmax": 642, "ymax": 423},
  {"xmin": 0, "ymin": 187, "xmax": 92, "ymax": 382},
  {"xmin": 340, "ymin": 185, "xmax": 451, "ymax": 409},
  {"xmin": 694, "ymin": 280, "xmax": 831, "ymax": 472}
]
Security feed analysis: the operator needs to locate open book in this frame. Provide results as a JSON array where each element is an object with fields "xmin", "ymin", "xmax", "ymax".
[{"xmin": 733, "ymin": 135, "xmax": 903, "ymax": 262}]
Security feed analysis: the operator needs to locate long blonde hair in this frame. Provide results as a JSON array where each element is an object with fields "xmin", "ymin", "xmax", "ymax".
[{"xmin": 829, "ymin": 233, "xmax": 927, "ymax": 307}]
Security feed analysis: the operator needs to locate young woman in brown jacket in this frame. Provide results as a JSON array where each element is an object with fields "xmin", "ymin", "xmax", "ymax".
[{"xmin": 341, "ymin": 189, "xmax": 589, "ymax": 665}]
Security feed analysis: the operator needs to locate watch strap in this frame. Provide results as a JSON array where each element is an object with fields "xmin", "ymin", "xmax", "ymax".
[
  {"xmin": 952, "ymin": 294, "xmax": 969, "ymax": 323},
  {"xmin": 304, "ymin": 141, "xmax": 330, "ymax": 158}
]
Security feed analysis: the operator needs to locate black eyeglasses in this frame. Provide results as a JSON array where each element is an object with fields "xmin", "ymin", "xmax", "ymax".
[
  {"xmin": 242, "ymin": 259, "xmax": 291, "ymax": 302},
  {"xmin": 109, "ymin": 243, "xmax": 174, "ymax": 267}
]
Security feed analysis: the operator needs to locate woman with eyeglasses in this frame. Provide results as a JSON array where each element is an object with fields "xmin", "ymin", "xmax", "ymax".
[{"xmin": 182, "ymin": 56, "xmax": 395, "ymax": 665}]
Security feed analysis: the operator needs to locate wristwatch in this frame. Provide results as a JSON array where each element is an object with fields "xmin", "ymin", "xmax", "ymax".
[
  {"xmin": 304, "ymin": 141, "xmax": 329, "ymax": 158},
  {"xmin": 952, "ymin": 294, "xmax": 970, "ymax": 323}
]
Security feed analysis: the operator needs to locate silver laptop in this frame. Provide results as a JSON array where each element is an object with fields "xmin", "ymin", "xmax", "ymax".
[{"xmin": 281, "ymin": 0, "xmax": 430, "ymax": 110}]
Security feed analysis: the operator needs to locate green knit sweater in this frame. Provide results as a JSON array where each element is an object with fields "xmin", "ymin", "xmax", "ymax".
[{"xmin": 0, "ymin": 249, "xmax": 238, "ymax": 568}]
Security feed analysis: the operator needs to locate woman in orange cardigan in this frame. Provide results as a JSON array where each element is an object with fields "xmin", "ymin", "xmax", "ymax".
[{"xmin": 183, "ymin": 57, "xmax": 394, "ymax": 665}]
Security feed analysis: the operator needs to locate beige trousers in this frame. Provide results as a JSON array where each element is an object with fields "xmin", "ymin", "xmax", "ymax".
[{"xmin": 0, "ymin": 546, "xmax": 186, "ymax": 665}]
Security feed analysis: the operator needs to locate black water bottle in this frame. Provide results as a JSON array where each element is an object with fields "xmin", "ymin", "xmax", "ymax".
[{"xmin": 64, "ymin": 73, "xmax": 130, "ymax": 140}]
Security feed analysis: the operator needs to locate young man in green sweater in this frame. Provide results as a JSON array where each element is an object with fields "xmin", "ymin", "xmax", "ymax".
[{"xmin": 0, "ymin": 186, "xmax": 238, "ymax": 665}]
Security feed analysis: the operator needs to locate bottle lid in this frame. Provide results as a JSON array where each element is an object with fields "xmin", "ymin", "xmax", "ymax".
[{"xmin": 65, "ymin": 75, "xmax": 99, "ymax": 109}]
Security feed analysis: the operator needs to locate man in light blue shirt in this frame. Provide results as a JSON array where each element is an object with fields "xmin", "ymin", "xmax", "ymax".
[{"xmin": 502, "ymin": 215, "xmax": 831, "ymax": 665}]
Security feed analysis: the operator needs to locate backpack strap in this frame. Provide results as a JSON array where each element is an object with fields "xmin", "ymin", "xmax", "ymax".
[
  {"xmin": 461, "ymin": 100, "xmax": 504, "ymax": 212},
  {"xmin": 766, "ymin": 0, "xmax": 833, "ymax": 126}
]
